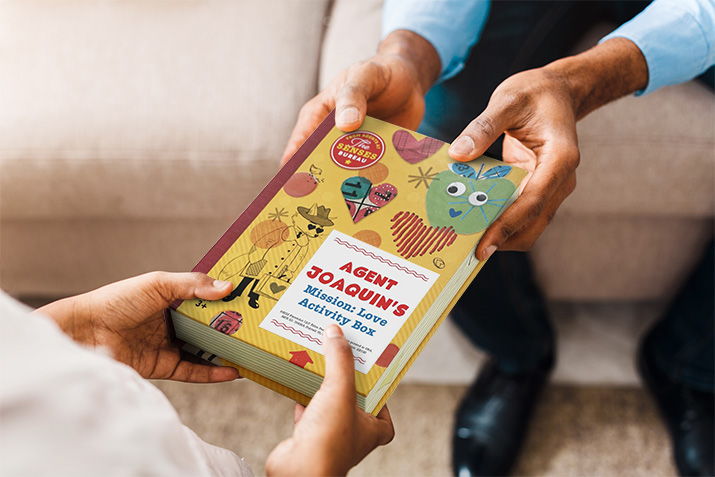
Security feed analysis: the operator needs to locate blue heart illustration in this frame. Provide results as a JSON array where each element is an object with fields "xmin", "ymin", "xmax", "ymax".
[{"xmin": 449, "ymin": 208, "xmax": 462, "ymax": 218}]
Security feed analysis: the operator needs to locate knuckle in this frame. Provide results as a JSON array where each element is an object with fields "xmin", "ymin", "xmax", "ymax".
[
  {"xmin": 189, "ymin": 271, "xmax": 208, "ymax": 283},
  {"xmin": 340, "ymin": 81, "xmax": 362, "ymax": 98},
  {"xmin": 150, "ymin": 271, "xmax": 174, "ymax": 298},
  {"xmin": 526, "ymin": 197, "xmax": 547, "ymax": 221},
  {"xmin": 362, "ymin": 59, "xmax": 382, "ymax": 75},
  {"xmin": 498, "ymin": 222, "xmax": 518, "ymax": 242},
  {"xmin": 470, "ymin": 116, "xmax": 497, "ymax": 140},
  {"xmin": 348, "ymin": 61, "xmax": 366, "ymax": 75},
  {"xmin": 345, "ymin": 61, "xmax": 372, "ymax": 84},
  {"xmin": 499, "ymin": 88, "xmax": 530, "ymax": 110},
  {"xmin": 563, "ymin": 144, "xmax": 581, "ymax": 168},
  {"xmin": 146, "ymin": 270, "xmax": 168, "ymax": 284},
  {"xmin": 544, "ymin": 170, "xmax": 562, "ymax": 191}
]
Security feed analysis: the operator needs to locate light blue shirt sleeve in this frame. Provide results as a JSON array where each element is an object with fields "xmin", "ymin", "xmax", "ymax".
[
  {"xmin": 601, "ymin": 0, "xmax": 715, "ymax": 95},
  {"xmin": 382, "ymin": 0, "xmax": 490, "ymax": 82}
]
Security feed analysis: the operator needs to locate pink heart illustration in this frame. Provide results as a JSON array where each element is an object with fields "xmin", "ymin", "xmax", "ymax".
[
  {"xmin": 369, "ymin": 183, "xmax": 398, "ymax": 207},
  {"xmin": 392, "ymin": 130, "xmax": 444, "ymax": 164}
]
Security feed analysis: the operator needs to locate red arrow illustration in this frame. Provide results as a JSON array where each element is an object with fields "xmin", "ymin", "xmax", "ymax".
[{"xmin": 289, "ymin": 350, "xmax": 314, "ymax": 368}]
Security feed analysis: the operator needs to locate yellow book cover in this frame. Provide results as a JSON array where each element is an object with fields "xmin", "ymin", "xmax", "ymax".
[{"xmin": 167, "ymin": 111, "xmax": 527, "ymax": 415}]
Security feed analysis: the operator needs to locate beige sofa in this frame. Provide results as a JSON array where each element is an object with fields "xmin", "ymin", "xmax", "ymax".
[{"xmin": 1, "ymin": 1, "xmax": 713, "ymax": 382}]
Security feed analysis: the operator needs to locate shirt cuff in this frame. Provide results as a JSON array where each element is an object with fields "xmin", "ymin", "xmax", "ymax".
[
  {"xmin": 382, "ymin": 0, "xmax": 490, "ymax": 82},
  {"xmin": 600, "ymin": 0, "xmax": 715, "ymax": 96}
]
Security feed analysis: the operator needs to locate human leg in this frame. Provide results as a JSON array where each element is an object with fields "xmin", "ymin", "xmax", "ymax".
[
  {"xmin": 639, "ymin": 241, "xmax": 714, "ymax": 476},
  {"xmin": 423, "ymin": 3, "xmax": 593, "ymax": 474},
  {"xmin": 421, "ymin": 2, "xmax": 655, "ymax": 475}
]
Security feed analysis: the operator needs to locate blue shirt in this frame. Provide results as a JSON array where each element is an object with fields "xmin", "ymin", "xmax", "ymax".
[{"xmin": 382, "ymin": 0, "xmax": 715, "ymax": 94}]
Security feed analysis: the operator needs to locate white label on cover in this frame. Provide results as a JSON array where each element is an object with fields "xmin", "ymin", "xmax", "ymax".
[{"xmin": 260, "ymin": 230, "xmax": 439, "ymax": 374}]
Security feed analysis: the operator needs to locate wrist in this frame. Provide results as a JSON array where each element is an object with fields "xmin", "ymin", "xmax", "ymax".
[
  {"xmin": 377, "ymin": 30, "xmax": 441, "ymax": 96},
  {"xmin": 36, "ymin": 295, "xmax": 95, "ymax": 346},
  {"xmin": 266, "ymin": 439, "xmax": 348, "ymax": 477},
  {"xmin": 543, "ymin": 37, "xmax": 648, "ymax": 119}
]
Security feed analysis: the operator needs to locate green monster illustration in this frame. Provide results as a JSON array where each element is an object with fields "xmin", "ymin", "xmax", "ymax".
[{"xmin": 425, "ymin": 163, "xmax": 516, "ymax": 235}]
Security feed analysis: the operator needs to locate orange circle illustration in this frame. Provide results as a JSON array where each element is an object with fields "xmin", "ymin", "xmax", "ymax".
[
  {"xmin": 353, "ymin": 230, "xmax": 382, "ymax": 247},
  {"xmin": 358, "ymin": 162, "xmax": 389, "ymax": 183},
  {"xmin": 251, "ymin": 220, "xmax": 288, "ymax": 249},
  {"xmin": 284, "ymin": 172, "xmax": 318, "ymax": 197}
]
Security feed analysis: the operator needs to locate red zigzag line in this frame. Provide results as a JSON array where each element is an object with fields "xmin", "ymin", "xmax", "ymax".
[
  {"xmin": 334, "ymin": 237, "xmax": 429, "ymax": 282},
  {"xmin": 272, "ymin": 320, "xmax": 323, "ymax": 345},
  {"xmin": 271, "ymin": 320, "xmax": 369, "ymax": 365}
]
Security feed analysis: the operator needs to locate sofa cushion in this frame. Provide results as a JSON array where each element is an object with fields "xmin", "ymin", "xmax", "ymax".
[
  {"xmin": 0, "ymin": 0, "xmax": 331, "ymax": 220},
  {"xmin": 571, "ymin": 81, "xmax": 714, "ymax": 218}
]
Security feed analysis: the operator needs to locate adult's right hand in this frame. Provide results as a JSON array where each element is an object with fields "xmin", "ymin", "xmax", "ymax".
[{"xmin": 280, "ymin": 30, "xmax": 441, "ymax": 165}]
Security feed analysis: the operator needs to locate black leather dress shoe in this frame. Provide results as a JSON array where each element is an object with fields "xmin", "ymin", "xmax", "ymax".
[
  {"xmin": 638, "ymin": 338, "xmax": 715, "ymax": 476},
  {"xmin": 452, "ymin": 356, "xmax": 553, "ymax": 477}
]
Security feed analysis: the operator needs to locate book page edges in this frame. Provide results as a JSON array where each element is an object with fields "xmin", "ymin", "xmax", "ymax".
[
  {"xmin": 236, "ymin": 367, "xmax": 313, "ymax": 408},
  {"xmin": 367, "ymin": 258, "xmax": 488, "ymax": 416}
]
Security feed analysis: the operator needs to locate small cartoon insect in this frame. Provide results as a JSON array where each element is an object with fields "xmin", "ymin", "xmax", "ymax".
[{"xmin": 425, "ymin": 162, "xmax": 515, "ymax": 235}]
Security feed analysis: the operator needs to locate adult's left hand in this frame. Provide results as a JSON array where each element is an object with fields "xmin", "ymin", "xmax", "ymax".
[{"xmin": 36, "ymin": 272, "xmax": 241, "ymax": 383}]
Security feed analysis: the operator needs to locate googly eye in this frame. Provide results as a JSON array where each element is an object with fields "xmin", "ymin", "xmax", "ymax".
[
  {"xmin": 468, "ymin": 191, "xmax": 488, "ymax": 206},
  {"xmin": 446, "ymin": 182, "xmax": 466, "ymax": 197}
]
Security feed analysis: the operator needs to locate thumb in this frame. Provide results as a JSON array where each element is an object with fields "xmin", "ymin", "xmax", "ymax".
[
  {"xmin": 334, "ymin": 61, "xmax": 388, "ymax": 131},
  {"xmin": 335, "ymin": 91, "xmax": 367, "ymax": 133},
  {"xmin": 319, "ymin": 324, "xmax": 356, "ymax": 403},
  {"xmin": 448, "ymin": 92, "xmax": 519, "ymax": 163}
]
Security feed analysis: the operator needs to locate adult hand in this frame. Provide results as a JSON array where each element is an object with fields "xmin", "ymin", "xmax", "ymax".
[
  {"xmin": 280, "ymin": 30, "xmax": 441, "ymax": 165},
  {"xmin": 448, "ymin": 67, "xmax": 580, "ymax": 261},
  {"xmin": 36, "ymin": 272, "xmax": 241, "ymax": 383},
  {"xmin": 448, "ymin": 38, "xmax": 647, "ymax": 261},
  {"xmin": 266, "ymin": 325, "xmax": 395, "ymax": 476}
]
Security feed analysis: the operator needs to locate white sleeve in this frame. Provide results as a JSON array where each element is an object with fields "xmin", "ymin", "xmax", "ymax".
[{"xmin": 0, "ymin": 291, "xmax": 252, "ymax": 477}]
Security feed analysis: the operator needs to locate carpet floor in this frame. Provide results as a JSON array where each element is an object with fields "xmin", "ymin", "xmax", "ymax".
[{"xmin": 153, "ymin": 380, "xmax": 676, "ymax": 476}]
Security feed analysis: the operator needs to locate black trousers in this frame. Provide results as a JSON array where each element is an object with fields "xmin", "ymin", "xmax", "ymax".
[{"xmin": 420, "ymin": 1, "xmax": 714, "ymax": 389}]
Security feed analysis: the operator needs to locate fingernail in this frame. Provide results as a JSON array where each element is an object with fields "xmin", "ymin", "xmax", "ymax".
[
  {"xmin": 483, "ymin": 245, "xmax": 497, "ymax": 261},
  {"xmin": 337, "ymin": 107, "xmax": 359, "ymax": 126},
  {"xmin": 213, "ymin": 280, "xmax": 232, "ymax": 289},
  {"xmin": 325, "ymin": 324, "xmax": 343, "ymax": 339},
  {"xmin": 449, "ymin": 136, "xmax": 475, "ymax": 156}
]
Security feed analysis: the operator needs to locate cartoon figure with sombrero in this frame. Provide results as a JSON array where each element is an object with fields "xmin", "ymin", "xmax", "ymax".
[{"xmin": 219, "ymin": 203, "xmax": 334, "ymax": 309}]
